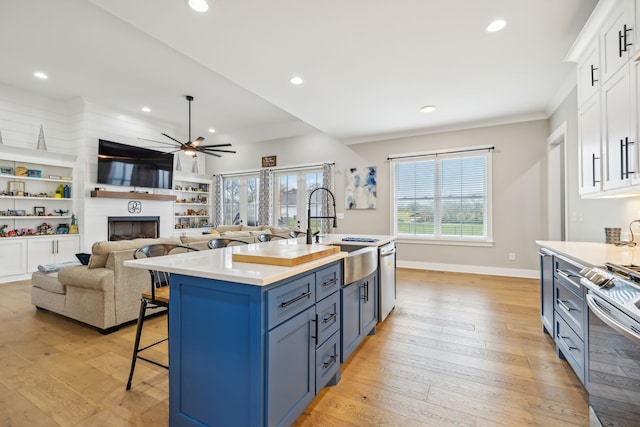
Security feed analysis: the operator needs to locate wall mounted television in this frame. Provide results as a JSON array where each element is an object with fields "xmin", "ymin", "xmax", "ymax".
[{"xmin": 97, "ymin": 139, "xmax": 174, "ymax": 190}]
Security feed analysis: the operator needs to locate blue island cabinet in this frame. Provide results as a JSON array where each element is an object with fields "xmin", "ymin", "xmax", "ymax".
[{"xmin": 169, "ymin": 261, "xmax": 342, "ymax": 427}]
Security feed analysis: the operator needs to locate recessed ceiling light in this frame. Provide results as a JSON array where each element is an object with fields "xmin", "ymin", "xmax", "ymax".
[
  {"xmin": 208, "ymin": 128, "xmax": 216, "ymax": 133},
  {"xmin": 420, "ymin": 105, "xmax": 437, "ymax": 113},
  {"xmin": 486, "ymin": 19, "xmax": 507, "ymax": 33},
  {"xmin": 290, "ymin": 76, "xmax": 304, "ymax": 85},
  {"xmin": 141, "ymin": 106, "xmax": 151, "ymax": 113},
  {"xmin": 33, "ymin": 71, "xmax": 48, "ymax": 80},
  {"xmin": 186, "ymin": 0, "xmax": 209, "ymax": 12}
]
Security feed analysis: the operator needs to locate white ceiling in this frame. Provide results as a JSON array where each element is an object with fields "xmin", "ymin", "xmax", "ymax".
[{"xmin": 0, "ymin": 0, "xmax": 597, "ymax": 146}]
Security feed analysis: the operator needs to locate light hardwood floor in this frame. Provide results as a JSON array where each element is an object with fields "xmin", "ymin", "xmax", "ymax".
[{"xmin": 0, "ymin": 269, "xmax": 588, "ymax": 426}]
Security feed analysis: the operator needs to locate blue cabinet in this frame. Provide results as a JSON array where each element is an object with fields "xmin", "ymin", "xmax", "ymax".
[
  {"xmin": 341, "ymin": 271, "xmax": 377, "ymax": 363},
  {"xmin": 168, "ymin": 260, "xmax": 342, "ymax": 427}
]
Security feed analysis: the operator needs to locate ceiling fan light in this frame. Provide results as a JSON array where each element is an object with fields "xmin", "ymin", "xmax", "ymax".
[
  {"xmin": 184, "ymin": 147, "xmax": 197, "ymax": 156},
  {"xmin": 187, "ymin": 0, "xmax": 209, "ymax": 12}
]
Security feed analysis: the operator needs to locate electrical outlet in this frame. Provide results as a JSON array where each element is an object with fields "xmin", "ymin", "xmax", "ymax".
[{"xmin": 508, "ymin": 253, "xmax": 516, "ymax": 261}]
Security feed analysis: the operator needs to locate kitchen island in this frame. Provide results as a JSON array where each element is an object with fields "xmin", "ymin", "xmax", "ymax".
[{"xmin": 125, "ymin": 235, "xmax": 394, "ymax": 427}]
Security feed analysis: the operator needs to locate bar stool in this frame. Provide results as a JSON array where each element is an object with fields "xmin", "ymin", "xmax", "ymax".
[
  {"xmin": 257, "ymin": 234, "xmax": 288, "ymax": 242},
  {"xmin": 207, "ymin": 238, "xmax": 249, "ymax": 249},
  {"xmin": 288, "ymin": 230, "xmax": 306, "ymax": 238},
  {"xmin": 126, "ymin": 244, "xmax": 198, "ymax": 390}
]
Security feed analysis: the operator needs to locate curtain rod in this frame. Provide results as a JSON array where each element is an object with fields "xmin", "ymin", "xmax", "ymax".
[
  {"xmin": 215, "ymin": 161, "xmax": 335, "ymax": 177},
  {"xmin": 387, "ymin": 145, "xmax": 494, "ymax": 161}
]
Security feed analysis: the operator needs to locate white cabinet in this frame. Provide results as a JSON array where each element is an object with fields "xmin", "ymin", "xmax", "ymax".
[
  {"xmin": 577, "ymin": 41, "xmax": 600, "ymax": 107},
  {"xmin": 601, "ymin": 0, "xmax": 635, "ymax": 83},
  {"xmin": 578, "ymin": 96, "xmax": 602, "ymax": 196},
  {"xmin": 0, "ymin": 239, "xmax": 28, "ymax": 277},
  {"xmin": 601, "ymin": 65, "xmax": 635, "ymax": 190},
  {"xmin": 27, "ymin": 235, "xmax": 80, "ymax": 272},
  {"xmin": 173, "ymin": 175, "xmax": 212, "ymax": 235}
]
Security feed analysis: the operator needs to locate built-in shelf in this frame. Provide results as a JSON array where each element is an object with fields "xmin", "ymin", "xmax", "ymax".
[{"xmin": 90, "ymin": 190, "xmax": 176, "ymax": 201}]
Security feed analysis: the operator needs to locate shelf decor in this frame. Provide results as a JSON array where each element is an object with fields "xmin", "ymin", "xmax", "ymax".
[
  {"xmin": 8, "ymin": 181, "xmax": 25, "ymax": 196},
  {"xmin": 36, "ymin": 124, "xmax": 47, "ymax": 151}
]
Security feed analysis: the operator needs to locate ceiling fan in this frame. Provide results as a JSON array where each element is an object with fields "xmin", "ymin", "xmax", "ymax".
[{"xmin": 139, "ymin": 95, "xmax": 236, "ymax": 158}]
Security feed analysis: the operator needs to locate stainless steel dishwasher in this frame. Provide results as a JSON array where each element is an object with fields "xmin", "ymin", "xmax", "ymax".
[{"xmin": 378, "ymin": 241, "xmax": 396, "ymax": 321}]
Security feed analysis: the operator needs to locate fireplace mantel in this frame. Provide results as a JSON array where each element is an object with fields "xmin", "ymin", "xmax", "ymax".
[{"xmin": 90, "ymin": 190, "xmax": 175, "ymax": 201}]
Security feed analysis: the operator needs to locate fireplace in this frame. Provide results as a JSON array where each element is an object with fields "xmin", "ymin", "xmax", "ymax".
[{"xmin": 108, "ymin": 216, "xmax": 160, "ymax": 241}]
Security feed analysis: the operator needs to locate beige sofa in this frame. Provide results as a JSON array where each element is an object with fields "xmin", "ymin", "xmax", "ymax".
[{"xmin": 30, "ymin": 226, "xmax": 303, "ymax": 333}]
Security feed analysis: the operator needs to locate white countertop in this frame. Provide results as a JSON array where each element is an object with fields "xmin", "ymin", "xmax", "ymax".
[
  {"xmin": 125, "ymin": 234, "xmax": 396, "ymax": 286},
  {"xmin": 536, "ymin": 240, "xmax": 640, "ymax": 267}
]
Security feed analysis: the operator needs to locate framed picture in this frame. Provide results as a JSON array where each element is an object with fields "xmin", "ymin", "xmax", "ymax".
[
  {"xmin": 0, "ymin": 167, "xmax": 13, "ymax": 175},
  {"xmin": 15, "ymin": 210, "xmax": 26, "ymax": 216},
  {"xmin": 8, "ymin": 181, "xmax": 25, "ymax": 196},
  {"xmin": 34, "ymin": 206, "xmax": 45, "ymax": 216}
]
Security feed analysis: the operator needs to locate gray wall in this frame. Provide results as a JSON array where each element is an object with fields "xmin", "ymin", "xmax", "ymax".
[{"xmin": 207, "ymin": 120, "xmax": 550, "ymax": 277}]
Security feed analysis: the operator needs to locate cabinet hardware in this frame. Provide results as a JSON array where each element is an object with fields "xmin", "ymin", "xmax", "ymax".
[
  {"xmin": 560, "ymin": 336, "xmax": 578, "ymax": 351},
  {"xmin": 280, "ymin": 291, "xmax": 312, "ymax": 308},
  {"xmin": 56, "ymin": 240, "xmax": 59, "ymax": 254},
  {"xmin": 592, "ymin": 153, "xmax": 600, "ymax": 186},
  {"xmin": 625, "ymin": 137, "xmax": 635, "ymax": 179},
  {"xmin": 322, "ymin": 278, "xmax": 338, "ymax": 287},
  {"xmin": 322, "ymin": 313, "xmax": 337, "ymax": 324},
  {"xmin": 311, "ymin": 316, "xmax": 318, "ymax": 342},
  {"xmin": 618, "ymin": 24, "xmax": 633, "ymax": 57},
  {"xmin": 322, "ymin": 354, "xmax": 337, "ymax": 369},
  {"xmin": 557, "ymin": 299, "xmax": 576, "ymax": 312},
  {"xmin": 590, "ymin": 64, "xmax": 598, "ymax": 86}
]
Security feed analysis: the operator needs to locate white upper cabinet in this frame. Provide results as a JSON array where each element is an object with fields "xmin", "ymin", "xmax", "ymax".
[
  {"xmin": 579, "ymin": 96, "xmax": 603, "ymax": 196},
  {"xmin": 601, "ymin": 65, "xmax": 634, "ymax": 190},
  {"xmin": 601, "ymin": 0, "xmax": 635, "ymax": 83},
  {"xmin": 577, "ymin": 40, "xmax": 600, "ymax": 107}
]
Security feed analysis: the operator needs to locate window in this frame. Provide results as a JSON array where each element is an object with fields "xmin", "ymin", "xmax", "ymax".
[
  {"xmin": 391, "ymin": 149, "xmax": 492, "ymax": 243},
  {"xmin": 222, "ymin": 174, "xmax": 259, "ymax": 226},
  {"xmin": 274, "ymin": 168, "xmax": 323, "ymax": 229}
]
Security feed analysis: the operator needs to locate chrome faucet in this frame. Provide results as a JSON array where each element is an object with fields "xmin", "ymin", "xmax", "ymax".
[{"xmin": 306, "ymin": 187, "xmax": 337, "ymax": 244}]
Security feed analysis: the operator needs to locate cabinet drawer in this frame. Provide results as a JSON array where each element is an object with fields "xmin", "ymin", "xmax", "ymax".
[
  {"xmin": 315, "ymin": 262, "xmax": 341, "ymax": 301},
  {"xmin": 554, "ymin": 255, "xmax": 584, "ymax": 295},
  {"xmin": 266, "ymin": 273, "xmax": 315, "ymax": 330},
  {"xmin": 315, "ymin": 330, "xmax": 340, "ymax": 394},
  {"xmin": 316, "ymin": 291, "xmax": 340, "ymax": 346},
  {"xmin": 555, "ymin": 315, "xmax": 585, "ymax": 384},
  {"xmin": 555, "ymin": 279, "xmax": 585, "ymax": 339}
]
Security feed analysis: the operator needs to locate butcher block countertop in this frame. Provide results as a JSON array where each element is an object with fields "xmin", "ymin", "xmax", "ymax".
[{"xmin": 231, "ymin": 244, "xmax": 340, "ymax": 266}]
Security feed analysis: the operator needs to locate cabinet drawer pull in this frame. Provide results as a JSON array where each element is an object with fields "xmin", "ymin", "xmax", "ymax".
[
  {"xmin": 592, "ymin": 153, "xmax": 600, "ymax": 186},
  {"xmin": 557, "ymin": 299, "xmax": 576, "ymax": 312},
  {"xmin": 322, "ymin": 354, "xmax": 337, "ymax": 369},
  {"xmin": 560, "ymin": 336, "xmax": 578, "ymax": 351},
  {"xmin": 322, "ymin": 313, "xmax": 337, "ymax": 324},
  {"xmin": 322, "ymin": 278, "xmax": 338, "ymax": 287},
  {"xmin": 590, "ymin": 64, "xmax": 598, "ymax": 86},
  {"xmin": 280, "ymin": 291, "xmax": 312, "ymax": 308}
]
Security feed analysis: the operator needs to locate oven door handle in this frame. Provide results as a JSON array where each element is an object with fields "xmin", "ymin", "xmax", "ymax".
[{"xmin": 586, "ymin": 294, "xmax": 640, "ymax": 345}]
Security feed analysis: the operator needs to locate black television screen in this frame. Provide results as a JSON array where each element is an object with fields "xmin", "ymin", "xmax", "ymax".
[{"xmin": 97, "ymin": 139, "xmax": 174, "ymax": 189}]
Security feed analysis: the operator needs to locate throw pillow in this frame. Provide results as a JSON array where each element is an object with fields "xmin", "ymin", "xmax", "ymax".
[{"xmin": 75, "ymin": 253, "xmax": 91, "ymax": 265}]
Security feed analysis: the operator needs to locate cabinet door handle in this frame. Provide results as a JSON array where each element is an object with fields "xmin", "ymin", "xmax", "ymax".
[
  {"xmin": 311, "ymin": 315, "xmax": 318, "ymax": 343},
  {"xmin": 620, "ymin": 24, "xmax": 633, "ymax": 55},
  {"xmin": 625, "ymin": 137, "xmax": 635, "ymax": 178},
  {"xmin": 322, "ymin": 354, "xmax": 337, "ymax": 369},
  {"xmin": 56, "ymin": 240, "xmax": 59, "ymax": 254},
  {"xmin": 557, "ymin": 299, "xmax": 577, "ymax": 312},
  {"xmin": 280, "ymin": 291, "xmax": 312, "ymax": 308},
  {"xmin": 590, "ymin": 64, "xmax": 598, "ymax": 86},
  {"xmin": 621, "ymin": 139, "xmax": 626, "ymax": 180},
  {"xmin": 322, "ymin": 278, "xmax": 338, "ymax": 287},
  {"xmin": 51, "ymin": 240, "xmax": 55, "ymax": 254},
  {"xmin": 592, "ymin": 153, "xmax": 600, "ymax": 186},
  {"xmin": 322, "ymin": 312, "xmax": 337, "ymax": 324}
]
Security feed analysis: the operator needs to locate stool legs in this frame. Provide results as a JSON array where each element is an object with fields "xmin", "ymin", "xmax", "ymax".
[{"xmin": 126, "ymin": 298, "xmax": 148, "ymax": 390}]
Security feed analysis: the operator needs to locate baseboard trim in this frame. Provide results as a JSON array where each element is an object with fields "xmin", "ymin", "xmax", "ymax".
[{"xmin": 397, "ymin": 260, "xmax": 539, "ymax": 279}]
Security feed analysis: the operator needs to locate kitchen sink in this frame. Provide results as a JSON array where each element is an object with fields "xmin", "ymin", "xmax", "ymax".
[{"xmin": 329, "ymin": 244, "xmax": 377, "ymax": 285}]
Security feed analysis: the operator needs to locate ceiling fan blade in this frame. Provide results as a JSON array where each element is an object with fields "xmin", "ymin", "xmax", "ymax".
[
  {"xmin": 201, "ymin": 151, "xmax": 222, "ymax": 157},
  {"xmin": 137, "ymin": 137, "xmax": 181, "ymax": 147},
  {"xmin": 200, "ymin": 148, "xmax": 237, "ymax": 154},
  {"xmin": 198, "ymin": 143, "xmax": 233, "ymax": 148},
  {"xmin": 192, "ymin": 136, "xmax": 205, "ymax": 147},
  {"xmin": 162, "ymin": 133, "xmax": 187, "ymax": 147}
]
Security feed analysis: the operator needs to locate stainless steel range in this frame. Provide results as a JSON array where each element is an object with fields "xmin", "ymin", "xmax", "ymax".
[{"xmin": 580, "ymin": 263, "xmax": 640, "ymax": 427}]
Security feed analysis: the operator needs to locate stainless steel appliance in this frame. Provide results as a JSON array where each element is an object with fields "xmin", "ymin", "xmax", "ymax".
[
  {"xmin": 579, "ymin": 263, "xmax": 640, "ymax": 427},
  {"xmin": 378, "ymin": 241, "xmax": 396, "ymax": 321}
]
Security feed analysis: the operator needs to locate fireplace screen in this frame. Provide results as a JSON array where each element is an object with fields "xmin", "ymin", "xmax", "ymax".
[{"xmin": 108, "ymin": 216, "xmax": 159, "ymax": 241}]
